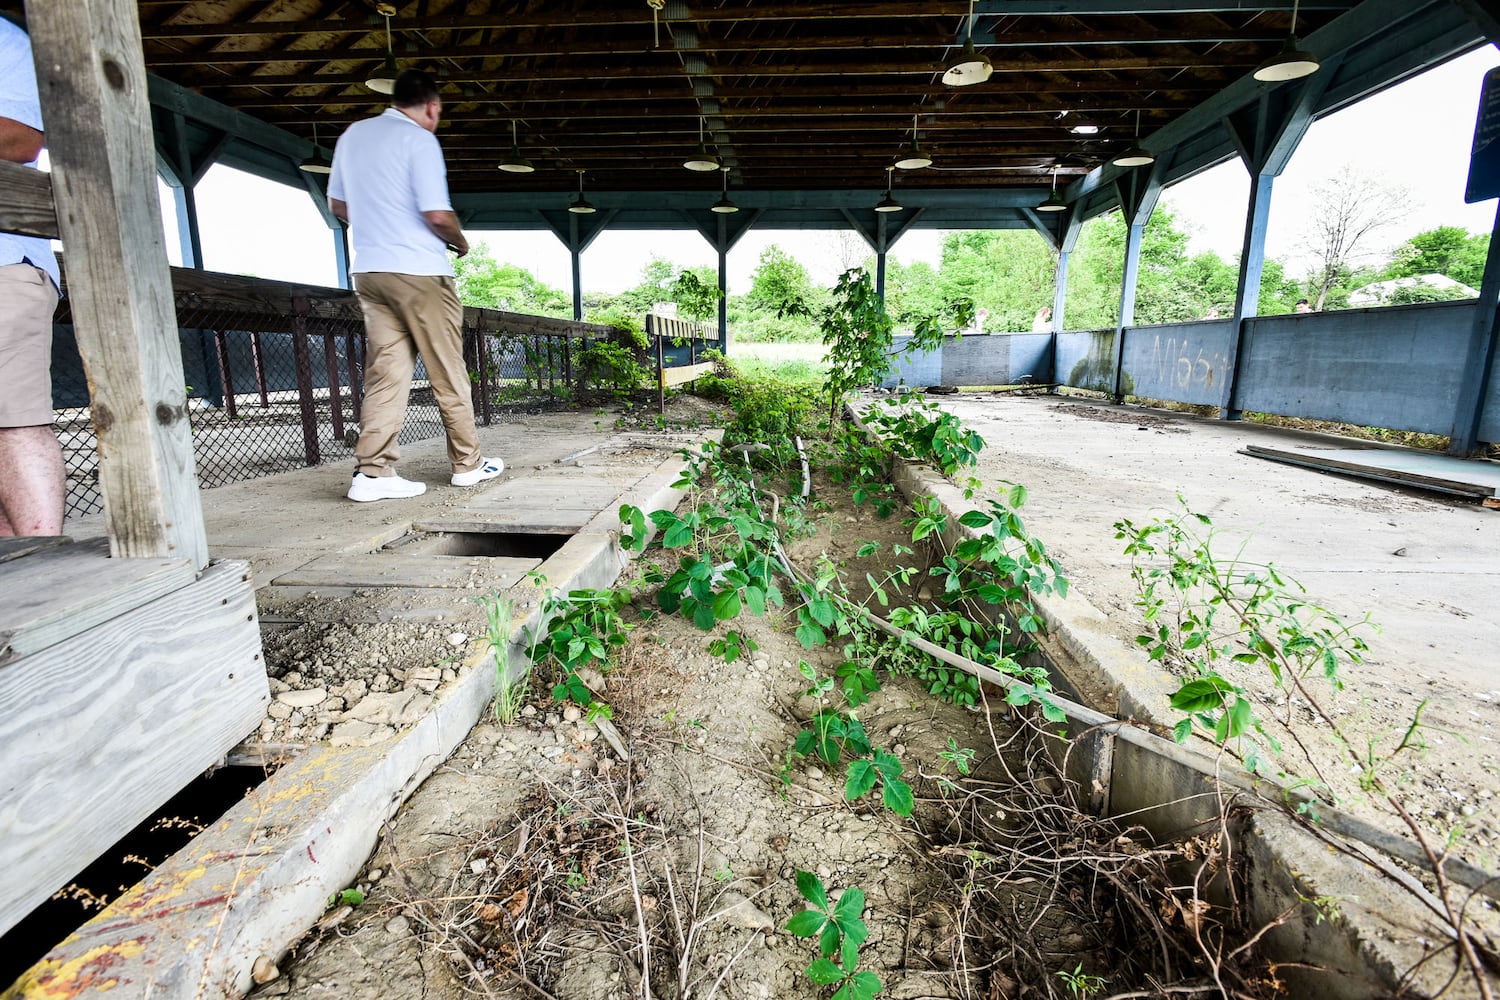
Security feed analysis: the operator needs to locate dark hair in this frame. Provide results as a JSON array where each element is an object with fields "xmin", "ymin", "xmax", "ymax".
[
  {"xmin": 1295, "ymin": 298, "xmax": 1309, "ymax": 305},
  {"xmin": 392, "ymin": 69, "xmax": 441, "ymax": 109}
]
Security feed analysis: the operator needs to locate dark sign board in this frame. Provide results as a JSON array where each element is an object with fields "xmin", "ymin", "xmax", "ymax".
[{"xmin": 1467, "ymin": 67, "xmax": 1500, "ymax": 204}]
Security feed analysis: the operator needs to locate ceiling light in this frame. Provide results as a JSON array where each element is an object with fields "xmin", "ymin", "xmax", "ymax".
[
  {"xmin": 875, "ymin": 166, "xmax": 903, "ymax": 213},
  {"xmin": 1254, "ymin": 0, "xmax": 1319, "ymax": 82},
  {"xmin": 1111, "ymin": 110, "xmax": 1154, "ymax": 168},
  {"xmin": 894, "ymin": 114, "xmax": 932, "ymax": 170},
  {"xmin": 711, "ymin": 166, "xmax": 739, "ymax": 213},
  {"xmin": 498, "ymin": 119, "xmax": 535, "ymax": 173},
  {"xmin": 943, "ymin": 0, "xmax": 993, "ymax": 87},
  {"xmin": 568, "ymin": 169, "xmax": 596, "ymax": 214},
  {"xmin": 1069, "ymin": 121, "xmax": 1100, "ymax": 136},
  {"xmin": 299, "ymin": 122, "xmax": 332, "ymax": 174},
  {"xmin": 684, "ymin": 117, "xmax": 721, "ymax": 171},
  {"xmin": 365, "ymin": 5, "xmax": 400, "ymax": 95},
  {"xmin": 1037, "ymin": 166, "xmax": 1066, "ymax": 212}
]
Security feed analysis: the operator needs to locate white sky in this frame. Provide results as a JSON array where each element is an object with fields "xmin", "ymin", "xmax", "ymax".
[{"xmin": 163, "ymin": 43, "xmax": 1500, "ymax": 295}]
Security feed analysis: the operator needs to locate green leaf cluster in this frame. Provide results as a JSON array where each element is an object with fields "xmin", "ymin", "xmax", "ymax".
[{"xmin": 786, "ymin": 871, "xmax": 883, "ymax": 1000}]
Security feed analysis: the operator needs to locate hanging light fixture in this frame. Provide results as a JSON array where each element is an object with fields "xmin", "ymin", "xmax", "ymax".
[
  {"xmin": 1253, "ymin": 0, "xmax": 1319, "ymax": 82},
  {"xmin": 498, "ymin": 119, "xmax": 535, "ymax": 173},
  {"xmin": 365, "ymin": 4, "xmax": 401, "ymax": 95},
  {"xmin": 568, "ymin": 169, "xmax": 596, "ymax": 214},
  {"xmin": 683, "ymin": 117, "xmax": 721, "ymax": 171},
  {"xmin": 875, "ymin": 166, "xmax": 903, "ymax": 213},
  {"xmin": 1111, "ymin": 110, "xmax": 1154, "ymax": 167},
  {"xmin": 894, "ymin": 114, "xmax": 933, "ymax": 170},
  {"xmin": 711, "ymin": 166, "xmax": 739, "ymax": 214},
  {"xmin": 943, "ymin": 0, "xmax": 993, "ymax": 87},
  {"xmin": 299, "ymin": 122, "xmax": 332, "ymax": 174},
  {"xmin": 1037, "ymin": 166, "xmax": 1066, "ymax": 212}
]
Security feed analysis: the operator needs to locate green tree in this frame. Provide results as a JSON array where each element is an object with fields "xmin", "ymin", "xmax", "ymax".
[
  {"xmin": 670, "ymin": 266, "xmax": 722, "ymax": 322},
  {"xmin": 747, "ymin": 244, "xmax": 816, "ymax": 316},
  {"xmin": 1385, "ymin": 225, "xmax": 1489, "ymax": 289},
  {"xmin": 935, "ymin": 230, "xmax": 1056, "ymax": 331},
  {"xmin": 882, "ymin": 258, "xmax": 946, "ymax": 327},
  {"xmin": 616, "ymin": 256, "xmax": 681, "ymax": 314},
  {"xmin": 452, "ymin": 241, "xmax": 570, "ymax": 316}
]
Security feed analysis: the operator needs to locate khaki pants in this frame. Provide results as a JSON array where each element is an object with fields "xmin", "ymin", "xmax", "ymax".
[
  {"xmin": 0, "ymin": 263, "xmax": 60, "ymax": 428},
  {"xmin": 352, "ymin": 272, "xmax": 481, "ymax": 477}
]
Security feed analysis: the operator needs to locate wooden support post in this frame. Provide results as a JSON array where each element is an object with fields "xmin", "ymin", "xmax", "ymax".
[
  {"xmin": 26, "ymin": 0, "xmax": 208, "ymax": 568},
  {"xmin": 322, "ymin": 324, "xmax": 344, "ymax": 442},
  {"xmin": 657, "ymin": 332, "xmax": 667, "ymax": 415},
  {"xmin": 290, "ymin": 297, "xmax": 320, "ymax": 466},
  {"xmin": 250, "ymin": 330, "xmax": 270, "ymax": 407},
  {"xmin": 214, "ymin": 330, "xmax": 237, "ymax": 419},
  {"xmin": 1450, "ymin": 199, "xmax": 1500, "ymax": 455},
  {"xmin": 475, "ymin": 314, "xmax": 492, "ymax": 427}
]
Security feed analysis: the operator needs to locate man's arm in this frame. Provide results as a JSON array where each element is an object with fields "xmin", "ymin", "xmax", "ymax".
[
  {"xmin": 0, "ymin": 116, "xmax": 43, "ymax": 164},
  {"xmin": 329, "ymin": 197, "xmax": 349, "ymax": 224},
  {"xmin": 422, "ymin": 209, "xmax": 468, "ymax": 257}
]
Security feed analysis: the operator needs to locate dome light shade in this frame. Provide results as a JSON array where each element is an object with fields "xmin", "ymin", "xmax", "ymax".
[
  {"xmin": 942, "ymin": 38, "xmax": 993, "ymax": 87},
  {"xmin": 711, "ymin": 167, "xmax": 739, "ymax": 213},
  {"xmin": 365, "ymin": 53, "xmax": 399, "ymax": 94},
  {"xmin": 1037, "ymin": 165, "xmax": 1066, "ymax": 212},
  {"xmin": 498, "ymin": 120, "xmax": 535, "ymax": 173},
  {"xmin": 299, "ymin": 123, "xmax": 331, "ymax": 174},
  {"xmin": 894, "ymin": 114, "xmax": 932, "ymax": 170},
  {"xmin": 1111, "ymin": 110, "xmax": 1154, "ymax": 168},
  {"xmin": 1253, "ymin": 36, "xmax": 1320, "ymax": 82},
  {"xmin": 684, "ymin": 117, "xmax": 721, "ymax": 171},
  {"xmin": 569, "ymin": 169, "xmax": 596, "ymax": 214},
  {"xmin": 876, "ymin": 166, "xmax": 903, "ymax": 213}
]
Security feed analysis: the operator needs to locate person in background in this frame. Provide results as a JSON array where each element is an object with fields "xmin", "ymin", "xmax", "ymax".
[
  {"xmin": 0, "ymin": 15, "xmax": 64, "ymax": 536},
  {"xmin": 1295, "ymin": 298, "xmax": 1313, "ymax": 314},
  {"xmin": 1031, "ymin": 304, "xmax": 1053, "ymax": 333},
  {"xmin": 328, "ymin": 68, "xmax": 503, "ymax": 503}
]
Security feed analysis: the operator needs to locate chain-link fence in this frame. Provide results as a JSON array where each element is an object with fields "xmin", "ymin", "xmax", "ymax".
[{"xmin": 51, "ymin": 270, "xmax": 616, "ymax": 521}]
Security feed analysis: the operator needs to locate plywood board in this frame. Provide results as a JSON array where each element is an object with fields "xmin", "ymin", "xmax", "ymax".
[
  {"xmin": 0, "ymin": 560, "xmax": 267, "ymax": 935},
  {"xmin": 272, "ymin": 552, "xmax": 540, "ymax": 589},
  {"xmin": 0, "ymin": 538, "xmax": 195, "ymax": 664},
  {"xmin": 1242, "ymin": 445, "xmax": 1498, "ymax": 499},
  {"xmin": 0, "ymin": 535, "xmax": 69, "ymax": 564},
  {"xmin": 661, "ymin": 362, "xmax": 715, "ymax": 388}
]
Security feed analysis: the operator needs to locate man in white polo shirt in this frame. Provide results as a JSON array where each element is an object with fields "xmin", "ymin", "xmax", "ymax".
[
  {"xmin": 328, "ymin": 68, "xmax": 503, "ymax": 502},
  {"xmin": 0, "ymin": 14, "xmax": 64, "ymax": 536}
]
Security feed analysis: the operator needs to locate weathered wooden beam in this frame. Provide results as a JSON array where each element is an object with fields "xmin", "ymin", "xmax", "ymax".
[
  {"xmin": 0, "ymin": 560, "xmax": 267, "ymax": 937},
  {"xmin": 26, "ymin": 0, "xmax": 208, "ymax": 567},
  {"xmin": 0, "ymin": 159, "xmax": 58, "ymax": 240}
]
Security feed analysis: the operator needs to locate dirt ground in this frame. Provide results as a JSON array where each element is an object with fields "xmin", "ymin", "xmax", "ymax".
[{"xmin": 259, "ymin": 449, "xmax": 1202, "ymax": 1000}]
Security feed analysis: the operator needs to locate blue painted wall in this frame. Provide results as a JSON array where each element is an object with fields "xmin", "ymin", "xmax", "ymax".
[
  {"xmin": 1120, "ymin": 320, "xmax": 1234, "ymax": 407},
  {"xmin": 1235, "ymin": 301, "xmax": 1472, "ymax": 435},
  {"xmin": 1054, "ymin": 330, "xmax": 1117, "ymax": 394}
]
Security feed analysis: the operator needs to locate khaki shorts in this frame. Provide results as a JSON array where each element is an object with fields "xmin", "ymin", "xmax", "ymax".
[{"xmin": 0, "ymin": 263, "xmax": 59, "ymax": 428}]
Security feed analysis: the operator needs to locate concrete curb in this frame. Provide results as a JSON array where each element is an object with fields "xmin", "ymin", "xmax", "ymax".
[
  {"xmin": 881, "ymin": 442, "xmax": 1485, "ymax": 999},
  {"xmin": 6, "ymin": 437, "xmax": 716, "ymax": 1000}
]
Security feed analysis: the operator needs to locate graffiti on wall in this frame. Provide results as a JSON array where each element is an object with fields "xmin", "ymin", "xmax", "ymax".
[{"xmin": 1149, "ymin": 334, "xmax": 1225, "ymax": 392}]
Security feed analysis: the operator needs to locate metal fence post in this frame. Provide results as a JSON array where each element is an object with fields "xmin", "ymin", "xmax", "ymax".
[
  {"xmin": 476, "ymin": 313, "xmax": 492, "ymax": 426},
  {"xmin": 291, "ymin": 296, "xmax": 320, "ymax": 466},
  {"xmin": 346, "ymin": 328, "xmax": 362, "ymax": 423},
  {"xmin": 214, "ymin": 329, "xmax": 238, "ymax": 419},
  {"xmin": 249, "ymin": 330, "xmax": 270, "ymax": 407},
  {"xmin": 322, "ymin": 322, "xmax": 345, "ymax": 442}
]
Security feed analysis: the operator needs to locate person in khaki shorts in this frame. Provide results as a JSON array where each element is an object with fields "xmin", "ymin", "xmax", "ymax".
[
  {"xmin": 0, "ymin": 15, "xmax": 64, "ymax": 536},
  {"xmin": 327, "ymin": 68, "xmax": 503, "ymax": 502}
]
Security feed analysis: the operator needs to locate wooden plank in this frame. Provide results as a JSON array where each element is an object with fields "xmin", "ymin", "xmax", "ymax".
[
  {"xmin": 1241, "ymin": 446, "xmax": 1496, "ymax": 500},
  {"xmin": 412, "ymin": 517, "xmax": 586, "ymax": 533},
  {"xmin": 0, "ymin": 535, "xmax": 70, "ymax": 565},
  {"xmin": 0, "ymin": 560, "xmax": 267, "ymax": 935},
  {"xmin": 27, "ymin": 1, "xmax": 209, "ymax": 568},
  {"xmin": 661, "ymin": 361, "xmax": 716, "ymax": 388},
  {"xmin": 0, "ymin": 159, "xmax": 58, "ymax": 240},
  {"xmin": 271, "ymin": 552, "xmax": 540, "ymax": 589},
  {"xmin": 0, "ymin": 538, "xmax": 195, "ymax": 664}
]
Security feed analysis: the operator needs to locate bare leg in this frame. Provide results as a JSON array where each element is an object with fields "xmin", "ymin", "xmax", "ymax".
[{"xmin": 0, "ymin": 425, "xmax": 65, "ymax": 536}]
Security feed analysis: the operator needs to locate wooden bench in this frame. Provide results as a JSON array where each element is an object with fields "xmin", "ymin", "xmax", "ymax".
[{"xmin": 646, "ymin": 313, "xmax": 718, "ymax": 412}]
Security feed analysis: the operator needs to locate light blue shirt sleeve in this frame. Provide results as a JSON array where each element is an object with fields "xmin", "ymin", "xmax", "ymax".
[{"xmin": 0, "ymin": 19, "xmax": 43, "ymax": 138}]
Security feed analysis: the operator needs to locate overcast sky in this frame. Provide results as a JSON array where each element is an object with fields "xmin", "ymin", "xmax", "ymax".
[{"xmin": 168, "ymin": 43, "xmax": 1500, "ymax": 296}]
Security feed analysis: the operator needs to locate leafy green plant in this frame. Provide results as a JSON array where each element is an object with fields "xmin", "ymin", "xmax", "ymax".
[
  {"xmin": 578, "ymin": 339, "xmax": 649, "ymax": 399},
  {"xmin": 786, "ymin": 871, "xmax": 883, "ymax": 1000},
  {"xmin": 866, "ymin": 392, "xmax": 987, "ymax": 479},
  {"xmin": 935, "ymin": 738, "xmax": 976, "ymax": 796},
  {"xmin": 527, "ymin": 584, "xmax": 634, "ymax": 708},
  {"xmin": 1056, "ymin": 962, "xmax": 1107, "ymax": 999}
]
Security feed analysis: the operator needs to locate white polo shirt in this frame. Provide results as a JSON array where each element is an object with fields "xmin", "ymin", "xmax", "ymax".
[{"xmin": 328, "ymin": 108, "xmax": 454, "ymax": 277}]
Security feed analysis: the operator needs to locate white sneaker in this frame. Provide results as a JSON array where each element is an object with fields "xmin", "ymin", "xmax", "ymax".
[
  {"xmin": 347, "ymin": 472, "xmax": 427, "ymax": 502},
  {"xmin": 451, "ymin": 457, "xmax": 504, "ymax": 487}
]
